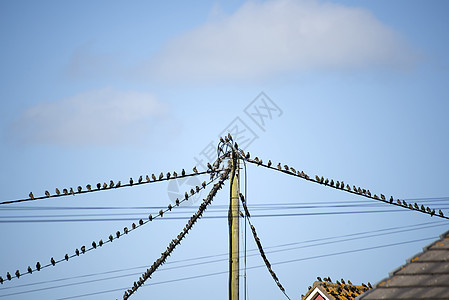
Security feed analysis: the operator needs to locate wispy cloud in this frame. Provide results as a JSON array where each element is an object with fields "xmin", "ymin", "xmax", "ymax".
[
  {"xmin": 10, "ymin": 88, "xmax": 169, "ymax": 146},
  {"xmin": 144, "ymin": 0, "xmax": 417, "ymax": 82}
]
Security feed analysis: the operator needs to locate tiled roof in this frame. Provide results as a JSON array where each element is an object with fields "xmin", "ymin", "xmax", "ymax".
[
  {"xmin": 302, "ymin": 280, "xmax": 371, "ymax": 300},
  {"xmin": 358, "ymin": 230, "xmax": 449, "ymax": 299}
]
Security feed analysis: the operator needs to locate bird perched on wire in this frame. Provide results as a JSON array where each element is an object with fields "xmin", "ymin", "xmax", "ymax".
[
  {"xmin": 96, "ymin": 183, "xmax": 101, "ymax": 190},
  {"xmin": 138, "ymin": 175, "xmax": 143, "ymax": 183},
  {"xmin": 77, "ymin": 186, "xmax": 82, "ymax": 193},
  {"xmin": 267, "ymin": 160, "xmax": 272, "ymax": 167},
  {"xmin": 129, "ymin": 178, "xmax": 133, "ymax": 185},
  {"xmin": 6, "ymin": 272, "xmax": 11, "ymax": 280},
  {"xmin": 390, "ymin": 196, "xmax": 394, "ymax": 203},
  {"xmin": 62, "ymin": 188, "xmax": 68, "ymax": 195},
  {"xmin": 167, "ymin": 172, "xmax": 171, "ymax": 179},
  {"xmin": 56, "ymin": 188, "xmax": 61, "ymax": 195},
  {"xmin": 29, "ymin": 192, "xmax": 34, "ymax": 199},
  {"xmin": 51, "ymin": 257, "xmax": 56, "ymax": 266},
  {"xmin": 277, "ymin": 163, "xmax": 282, "ymax": 170},
  {"xmin": 27, "ymin": 266, "xmax": 32, "ymax": 273},
  {"xmin": 75, "ymin": 248, "xmax": 80, "ymax": 256},
  {"xmin": 145, "ymin": 175, "xmax": 150, "ymax": 182},
  {"xmin": 102, "ymin": 182, "xmax": 107, "ymax": 189},
  {"xmin": 86, "ymin": 184, "xmax": 92, "ymax": 191},
  {"xmin": 45, "ymin": 190, "xmax": 50, "ymax": 197},
  {"xmin": 439, "ymin": 209, "xmax": 444, "ymax": 217},
  {"xmin": 173, "ymin": 171, "xmax": 177, "ymax": 178},
  {"xmin": 109, "ymin": 180, "xmax": 114, "ymax": 188},
  {"xmin": 159, "ymin": 172, "xmax": 164, "ymax": 180},
  {"xmin": 36, "ymin": 262, "xmax": 41, "ymax": 271},
  {"xmin": 193, "ymin": 166, "xmax": 198, "ymax": 173},
  {"xmin": 182, "ymin": 169, "xmax": 186, "ymax": 176},
  {"xmin": 70, "ymin": 188, "xmax": 75, "ymax": 195},
  {"xmin": 381, "ymin": 194, "xmax": 385, "ymax": 200},
  {"xmin": 116, "ymin": 181, "xmax": 121, "ymax": 187},
  {"xmin": 65, "ymin": 254, "xmax": 69, "ymax": 261}
]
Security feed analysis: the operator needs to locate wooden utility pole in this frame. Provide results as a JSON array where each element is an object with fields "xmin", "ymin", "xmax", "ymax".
[{"xmin": 229, "ymin": 151, "xmax": 239, "ymax": 300}]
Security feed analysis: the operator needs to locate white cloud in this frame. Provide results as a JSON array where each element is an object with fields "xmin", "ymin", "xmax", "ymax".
[
  {"xmin": 146, "ymin": 0, "xmax": 417, "ymax": 81},
  {"xmin": 10, "ymin": 88, "xmax": 169, "ymax": 146}
]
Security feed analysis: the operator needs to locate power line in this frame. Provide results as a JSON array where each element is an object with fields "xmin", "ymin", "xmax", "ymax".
[
  {"xmin": 2, "ymin": 235, "xmax": 436, "ymax": 300},
  {"xmin": 0, "ymin": 169, "xmax": 225, "ymax": 285},
  {"xmin": 242, "ymin": 155, "xmax": 449, "ymax": 220},
  {"xmin": 0, "ymin": 167, "xmax": 220, "ymax": 206}
]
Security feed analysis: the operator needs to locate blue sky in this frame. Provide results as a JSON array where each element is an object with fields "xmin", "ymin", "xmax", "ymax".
[{"xmin": 0, "ymin": 0, "xmax": 448, "ymax": 299}]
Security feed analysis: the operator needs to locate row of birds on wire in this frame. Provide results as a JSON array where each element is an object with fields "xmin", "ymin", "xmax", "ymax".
[
  {"xmin": 238, "ymin": 151, "xmax": 448, "ymax": 220},
  {"xmin": 24, "ymin": 166, "xmax": 222, "ymax": 204},
  {"xmin": 240, "ymin": 193, "xmax": 291, "ymax": 300},
  {"xmin": 123, "ymin": 167, "xmax": 232, "ymax": 299},
  {"xmin": 0, "ymin": 168, "xmax": 227, "ymax": 285}
]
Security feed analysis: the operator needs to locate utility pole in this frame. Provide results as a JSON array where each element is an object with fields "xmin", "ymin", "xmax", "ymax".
[{"xmin": 229, "ymin": 151, "xmax": 239, "ymax": 300}]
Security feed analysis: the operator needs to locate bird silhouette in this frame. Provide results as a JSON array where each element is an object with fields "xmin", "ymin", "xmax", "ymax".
[
  {"xmin": 102, "ymin": 183, "xmax": 107, "ymax": 189},
  {"xmin": 29, "ymin": 192, "xmax": 34, "ymax": 199},
  {"xmin": 51, "ymin": 257, "xmax": 56, "ymax": 266},
  {"xmin": 182, "ymin": 169, "xmax": 186, "ymax": 176},
  {"xmin": 346, "ymin": 184, "xmax": 351, "ymax": 191},
  {"xmin": 317, "ymin": 276, "xmax": 322, "ymax": 281},
  {"xmin": 159, "ymin": 209, "xmax": 164, "ymax": 216},
  {"xmin": 202, "ymin": 181, "xmax": 206, "ymax": 188},
  {"xmin": 173, "ymin": 171, "xmax": 178, "ymax": 178},
  {"xmin": 439, "ymin": 209, "xmax": 444, "ymax": 217},
  {"xmin": 15, "ymin": 270, "xmax": 20, "ymax": 278},
  {"xmin": 81, "ymin": 246, "xmax": 86, "ymax": 253},
  {"xmin": 315, "ymin": 175, "xmax": 320, "ymax": 182},
  {"xmin": 138, "ymin": 176, "xmax": 143, "ymax": 183},
  {"xmin": 27, "ymin": 266, "xmax": 32, "ymax": 273},
  {"xmin": 146, "ymin": 175, "xmax": 150, "ymax": 182},
  {"xmin": 75, "ymin": 249, "xmax": 80, "ymax": 256},
  {"xmin": 421, "ymin": 204, "xmax": 426, "ymax": 211},
  {"xmin": 92, "ymin": 241, "xmax": 97, "ymax": 248},
  {"xmin": 159, "ymin": 172, "xmax": 164, "ymax": 180},
  {"xmin": 109, "ymin": 234, "xmax": 113, "ymax": 242},
  {"xmin": 56, "ymin": 188, "xmax": 61, "ymax": 195},
  {"xmin": 63, "ymin": 188, "xmax": 68, "ymax": 195},
  {"xmin": 77, "ymin": 186, "xmax": 82, "ymax": 193},
  {"xmin": 414, "ymin": 203, "xmax": 419, "ymax": 210},
  {"xmin": 45, "ymin": 190, "xmax": 50, "ymax": 197},
  {"xmin": 167, "ymin": 172, "xmax": 171, "ymax": 179},
  {"xmin": 96, "ymin": 183, "xmax": 101, "ymax": 189},
  {"xmin": 402, "ymin": 200, "xmax": 407, "ymax": 206},
  {"xmin": 390, "ymin": 196, "xmax": 393, "ymax": 203},
  {"xmin": 367, "ymin": 190, "xmax": 371, "ymax": 197},
  {"xmin": 336, "ymin": 181, "xmax": 340, "ymax": 188},
  {"xmin": 36, "ymin": 262, "xmax": 41, "ymax": 271},
  {"xmin": 129, "ymin": 178, "xmax": 133, "ymax": 185},
  {"xmin": 341, "ymin": 278, "xmax": 345, "ymax": 284},
  {"xmin": 381, "ymin": 194, "xmax": 385, "ymax": 200},
  {"xmin": 152, "ymin": 174, "xmax": 157, "ymax": 181},
  {"xmin": 99, "ymin": 240, "xmax": 103, "ymax": 247},
  {"xmin": 109, "ymin": 180, "xmax": 114, "ymax": 188},
  {"xmin": 267, "ymin": 160, "xmax": 272, "ymax": 167},
  {"xmin": 397, "ymin": 199, "xmax": 401, "ymax": 205},
  {"xmin": 116, "ymin": 231, "xmax": 120, "ymax": 238},
  {"xmin": 116, "ymin": 181, "xmax": 121, "ymax": 187},
  {"xmin": 277, "ymin": 163, "xmax": 282, "ymax": 170},
  {"xmin": 348, "ymin": 280, "xmax": 352, "ymax": 285},
  {"xmin": 70, "ymin": 188, "xmax": 75, "ymax": 195},
  {"xmin": 193, "ymin": 166, "xmax": 198, "ymax": 173},
  {"xmin": 6, "ymin": 272, "xmax": 11, "ymax": 280},
  {"xmin": 86, "ymin": 184, "xmax": 92, "ymax": 191},
  {"xmin": 65, "ymin": 254, "xmax": 69, "ymax": 261}
]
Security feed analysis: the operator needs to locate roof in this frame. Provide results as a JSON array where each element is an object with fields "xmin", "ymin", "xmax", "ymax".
[
  {"xmin": 358, "ymin": 230, "xmax": 449, "ymax": 299},
  {"xmin": 302, "ymin": 280, "xmax": 371, "ymax": 300}
]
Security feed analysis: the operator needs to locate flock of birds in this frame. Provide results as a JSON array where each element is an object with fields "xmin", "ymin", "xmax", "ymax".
[
  {"xmin": 300, "ymin": 276, "xmax": 372, "ymax": 299},
  {"xmin": 1, "ymin": 165, "xmax": 227, "ymax": 285},
  {"xmin": 123, "ymin": 167, "xmax": 231, "ymax": 299},
  {"xmin": 240, "ymin": 193, "xmax": 291, "ymax": 300},
  {"xmin": 240, "ymin": 152, "xmax": 446, "ymax": 219},
  {"xmin": 26, "ymin": 166, "xmax": 221, "ymax": 203}
]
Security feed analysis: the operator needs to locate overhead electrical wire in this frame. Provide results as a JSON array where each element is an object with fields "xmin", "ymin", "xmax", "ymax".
[
  {"xmin": 241, "ymin": 154, "xmax": 449, "ymax": 220},
  {"xmin": 0, "ymin": 167, "xmax": 227, "ymax": 285},
  {"xmin": 0, "ymin": 164, "xmax": 222, "ymax": 206},
  {"xmin": 1, "ymin": 235, "xmax": 437, "ymax": 300}
]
